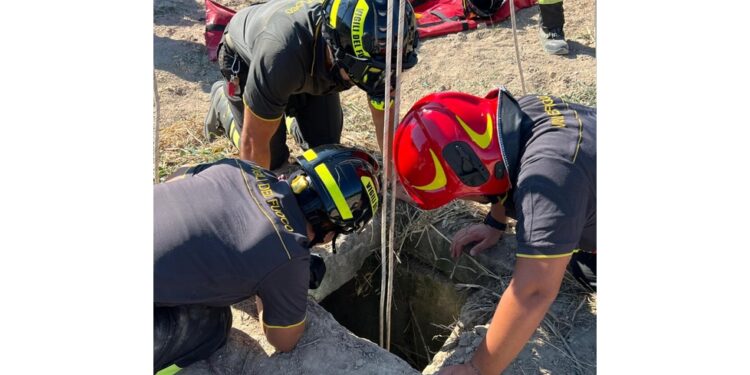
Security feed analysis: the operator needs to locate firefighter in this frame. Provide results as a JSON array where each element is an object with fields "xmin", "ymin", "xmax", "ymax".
[
  {"xmin": 154, "ymin": 145, "xmax": 381, "ymax": 374},
  {"xmin": 203, "ymin": 0, "xmax": 420, "ymax": 172},
  {"xmin": 393, "ymin": 88, "xmax": 596, "ymax": 375}
]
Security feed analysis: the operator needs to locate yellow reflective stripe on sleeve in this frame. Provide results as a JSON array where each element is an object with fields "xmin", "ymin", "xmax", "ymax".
[
  {"xmin": 243, "ymin": 97, "xmax": 284, "ymax": 122},
  {"xmin": 314, "ymin": 164, "xmax": 353, "ymax": 220},
  {"xmin": 329, "ymin": 0, "xmax": 342, "ymax": 27},
  {"xmin": 156, "ymin": 364, "xmax": 182, "ymax": 375},
  {"xmin": 538, "ymin": 0, "xmax": 563, "ymax": 4},
  {"xmin": 263, "ymin": 317, "xmax": 306, "ymax": 329},
  {"xmin": 516, "ymin": 249, "xmax": 580, "ymax": 259},
  {"xmin": 303, "ymin": 149, "xmax": 318, "ymax": 161}
]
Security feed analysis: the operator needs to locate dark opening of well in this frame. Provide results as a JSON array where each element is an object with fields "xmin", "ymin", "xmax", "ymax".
[{"xmin": 320, "ymin": 254, "xmax": 467, "ymax": 370}]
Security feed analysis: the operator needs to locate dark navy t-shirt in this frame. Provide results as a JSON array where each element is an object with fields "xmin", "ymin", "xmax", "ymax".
[
  {"xmin": 511, "ymin": 95, "xmax": 597, "ymax": 258},
  {"xmin": 154, "ymin": 159, "xmax": 310, "ymax": 327},
  {"xmin": 225, "ymin": 0, "xmax": 385, "ymax": 121},
  {"xmin": 226, "ymin": 0, "xmax": 339, "ymax": 121}
]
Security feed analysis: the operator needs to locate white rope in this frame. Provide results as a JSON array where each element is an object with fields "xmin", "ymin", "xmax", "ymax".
[
  {"xmin": 508, "ymin": 0, "xmax": 527, "ymax": 95},
  {"xmin": 154, "ymin": 71, "xmax": 161, "ymax": 184},
  {"xmin": 379, "ymin": 0, "xmax": 396, "ymax": 349},
  {"xmin": 385, "ymin": 0, "xmax": 407, "ymax": 351}
]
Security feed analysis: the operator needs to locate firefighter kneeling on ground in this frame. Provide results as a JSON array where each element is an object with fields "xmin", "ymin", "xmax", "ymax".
[
  {"xmin": 393, "ymin": 88, "xmax": 596, "ymax": 375},
  {"xmin": 203, "ymin": 0, "xmax": 419, "ymax": 177},
  {"xmin": 153, "ymin": 145, "xmax": 381, "ymax": 374}
]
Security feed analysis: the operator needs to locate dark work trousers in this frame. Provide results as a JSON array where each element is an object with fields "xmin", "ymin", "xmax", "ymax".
[
  {"xmin": 154, "ymin": 305, "xmax": 232, "ymax": 374},
  {"xmin": 216, "ymin": 41, "xmax": 344, "ymax": 170},
  {"xmin": 568, "ymin": 251, "xmax": 596, "ymax": 292}
]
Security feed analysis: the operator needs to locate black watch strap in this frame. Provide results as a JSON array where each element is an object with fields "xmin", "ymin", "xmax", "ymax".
[{"xmin": 483, "ymin": 213, "xmax": 507, "ymax": 232}]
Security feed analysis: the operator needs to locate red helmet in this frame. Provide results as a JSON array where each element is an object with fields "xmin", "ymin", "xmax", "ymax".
[{"xmin": 393, "ymin": 89, "xmax": 510, "ymax": 210}]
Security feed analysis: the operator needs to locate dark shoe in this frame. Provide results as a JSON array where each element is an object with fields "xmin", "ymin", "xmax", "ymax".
[
  {"xmin": 539, "ymin": 27, "xmax": 569, "ymax": 55},
  {"xmin": 288, "ymin": 116, "xmax": 310, "ymax": 150},
  {"xmin": 204, "ymin": 81, "xmax": 226, "ymax": 142}
]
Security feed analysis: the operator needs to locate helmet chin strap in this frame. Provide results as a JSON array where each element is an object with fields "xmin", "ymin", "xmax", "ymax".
[{"xmin": 331, "ymin": 232, "xmax": 340, "ymax": 254}]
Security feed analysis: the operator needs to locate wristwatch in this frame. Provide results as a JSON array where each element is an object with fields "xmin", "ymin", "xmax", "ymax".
[{"xmin": 483, "ymin": 213, "xmax": 507, "ymax": 232}]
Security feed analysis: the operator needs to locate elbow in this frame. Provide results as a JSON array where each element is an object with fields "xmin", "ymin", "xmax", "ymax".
[
  {"xmin": 268, "ymin": 335, "xmax": 302, "ymax": 353},
  {"xmin": 273, "ymin": 342, "xmax": 298, "ymax": 353},
  {"xmin": 264, "ymin": 324, "xmax": 305, "ymax": 353},
  {"xmin": 511, "ymin": 278, "xmax": 561, "ymax": 306}
]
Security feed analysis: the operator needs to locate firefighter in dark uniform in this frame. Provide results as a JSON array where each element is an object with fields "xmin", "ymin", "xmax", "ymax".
[
  {"xmin": 203, "ymin": 0, "xmax": 420, "ymax": 171},
  {"xmin": 393, "ymin": 88, "xmax": 596, "ymax": 375},
  {"xmin": 153, "ymin": 145, "xmax": 381, "ymax": 374}
]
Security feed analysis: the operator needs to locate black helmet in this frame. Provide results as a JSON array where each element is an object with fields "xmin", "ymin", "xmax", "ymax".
[
  {"xmin": 320, "ymin": 0, "xmax": 420, "ymax": 98},
  {"xmin": 292, "ymin": 145, "xmax": 381, "ymax": 240},
  {"xmin": 463, "ymin": 0, "xmax": 504, "ymax": 18}
]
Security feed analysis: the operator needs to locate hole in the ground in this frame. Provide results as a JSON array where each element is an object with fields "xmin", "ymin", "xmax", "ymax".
[{"xmin": 320, "ymin": 254, "xmax": 467, "ymax": 370}]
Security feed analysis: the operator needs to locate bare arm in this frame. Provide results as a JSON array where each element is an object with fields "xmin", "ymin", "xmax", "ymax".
[
  {"xmin": 239, "ymin": 106, "xmax": 282, "ymax": 168},
  {"xmin": 256, "ymin": 296, "xmax": 306, "ymax": 352},
  {"xmin": 369, "ymin": 100, "xmax": 392, "ymax": 154},
  {"xmin": 370, "ymin": 98, "xmax": 415, "ymax": 202},
  {"xmin": 469, "ymin": 256, "xmax": 569, "ymax": 374}
]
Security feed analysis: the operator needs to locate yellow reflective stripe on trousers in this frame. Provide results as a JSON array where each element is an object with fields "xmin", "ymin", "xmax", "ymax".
[
  {"xmin": 314, "ymin": 164, "xmax": 353, "ymax": 220},
  {"xmin": 229, "ymin": 121, "xmax": 240, "ymax": 148},
  {"xmin": 538, "ymin": 0, "xmax": 562, "ymax": 4},
  {"xmin": 370, "ymin": 98, "xmax": 394, "ymax": 111},
  {"xmin": 156, "ymin": 364, "xmax": 181, "ymax": 375}
]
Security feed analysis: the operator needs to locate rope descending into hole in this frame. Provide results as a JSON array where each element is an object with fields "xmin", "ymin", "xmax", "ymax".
[
  {"xmin": 385, "ymin": 0, "xmax": 408, "ymax": 351},
  {"xmin": 508, "ymin": 0, "xmax": 527, "ymax": 95},
  {"xmin": 154, "ymin": 71, "xmax": 161, "ymax": 184},
  {"xmin": 379, "ymin": 0, "xmax": 408, "ymax": 350}
]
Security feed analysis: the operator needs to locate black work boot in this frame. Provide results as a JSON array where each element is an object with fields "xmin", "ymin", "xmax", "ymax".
[
  {"xmin": 204, "ymin": 80, "xmax": 227, "ymax": 142},
  {"xmin": 287, "ymin": 117, "xmax": 310, "ymax": 150},
  {"xmin": 539, "ymin": 2, "xmax": 569, "ymax": 55}
]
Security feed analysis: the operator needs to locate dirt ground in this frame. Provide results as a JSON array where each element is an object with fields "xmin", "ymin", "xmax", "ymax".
[
  {"xmin": 154, "ymin": 0, "xmax": 595, "ymax": 178},
  {"xmin": 154, "ymin": 0, "xmax": 596, "ymax": 372}
]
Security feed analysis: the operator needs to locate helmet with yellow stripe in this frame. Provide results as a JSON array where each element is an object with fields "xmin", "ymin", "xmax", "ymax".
[
  {"xmin": 292, "ymin": 145, "xmax": 381, "ymax": 241},
  {"xmin": 320, "ymin": 0, "xmax": 420, "ymax": 98},
  {"xmin": 393, "ymin": 89, "xmax": 512, "ymax": 210}
]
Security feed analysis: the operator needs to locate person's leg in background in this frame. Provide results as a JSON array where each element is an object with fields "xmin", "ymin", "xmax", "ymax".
[
  {"xmin": 568, "ymin": 250, "xmax": 596, "ymax": 292},
  {"xmin": 290, "ymin": 93, "xmax": 343, "ymax": 150},
  {"xmin": 205, "ymin": 41, "xmax": 248, "ymax": 147},
  {"xmin": 154, "ymin": 305, "xmax": 232, "ymax": 374},
  {"xmin": 538, "ymin": 0, "xmax": 569, "ymax": 55}
]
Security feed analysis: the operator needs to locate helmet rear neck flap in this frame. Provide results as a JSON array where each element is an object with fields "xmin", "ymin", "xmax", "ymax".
[{"xmin": 319, "ymin": 0, "xmax": 419, "ymax": 98}]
